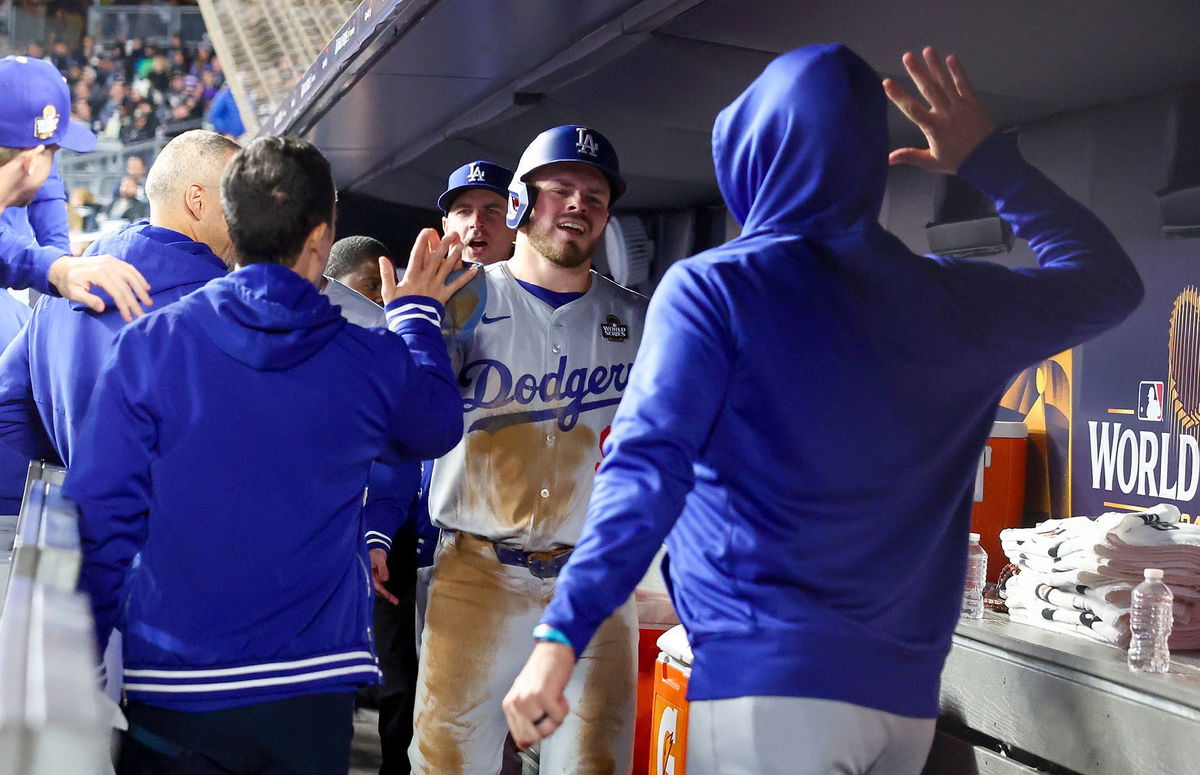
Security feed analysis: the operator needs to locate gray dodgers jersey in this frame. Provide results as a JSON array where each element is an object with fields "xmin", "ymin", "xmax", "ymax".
[
  {"xmin": 430, "ymin": 261, "xmax": 647, "ymax": 551},
  {"xmin": 322, "ymin": 277, "xmax": 385, "ymax": 327}
]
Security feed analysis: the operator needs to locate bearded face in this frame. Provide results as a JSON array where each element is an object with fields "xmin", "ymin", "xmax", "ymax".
[{"xmin": 523, "ymin": 162, "xmax": 611, "ymax": 269}]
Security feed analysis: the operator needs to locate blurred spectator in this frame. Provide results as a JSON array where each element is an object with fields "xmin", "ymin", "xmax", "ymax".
[
  {"xmin": 189, "ymin": 45, "xmax": 213, "ymax": 79},
  {"xmin": 78, "ymin": 34, "xmax": 97, "ymax": 64},
  {"xmin": 106, "ymin": 176, "xmax": 148, "ymax": 223},
  {"xmin": 169, "ymin": 48, "xmax": 189, "ymax": 75},
  {"xmin": 120, "ymin": 102, "xmax": 158, "ymax": 144},
  {"xmin": 147, "ymin": 55, "xmax": 171, "ymax": 96},
  {"xmin": 109, "ymin": 156, "xmax": 148, "ymax": 204},
  {"xmin": 71, "ymin": 98, "xmax": 92, "ymax": 126},
  {"xmin": 69, "ymin": 188, "xmax": 100, "ymax": 234},
  {"xmin": 25, "ymin": 41, "xmax": 47, "ymax": 61},
  {"xmin": 50, "ymin": 40, "xmax": 76, "ymax": 71},
  {"xmin": 201, "ymin": 69, "xmax": 220, "ymax": 102},
  {"xmin": 96, "ymin": 78, "xmax": 129, "ymax": 136},
  {"xmin": 94, "ymin": 56, "xmax": 118, "ymax": 90}
]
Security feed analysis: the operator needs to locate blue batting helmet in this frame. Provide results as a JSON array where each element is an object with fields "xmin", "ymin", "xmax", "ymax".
[
  {"xmin": 505, "ymin": 125, "xmax": 626, "ymax": 229},
  {"xmin": 437, "ymin": 159, "xmax": 513, "ymax": 214}
]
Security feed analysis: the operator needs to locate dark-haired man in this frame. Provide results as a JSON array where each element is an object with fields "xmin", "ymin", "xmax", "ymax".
[
  {"xmin": 325, "ymin": 233, "xmax": 387, "ymax": 307},
  {"xmin": 66, "ymin": 136, "xmax": 476, "ymax": 774}
]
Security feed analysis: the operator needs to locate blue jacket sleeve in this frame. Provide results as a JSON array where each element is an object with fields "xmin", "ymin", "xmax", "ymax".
[
  {"xmin": 943, "ymin": 131, "xmax": 1144, "ymax": 365},
  {"xmin": 413, "ymin": 461, "xmax": 439, "ymax": 567},
  {"xmin": 27, "ymin": 161, "xmax": 71, "ymax": 254},
  {"xmin": 542, "ymin": 266, "xmax": 735, "ymax": 655},
  {"xmin": 0, "ymin": 318, "xmax": 58, "ymax": 462},
  {"xmin": 363, "ymin": 460, "xmax": 421, "ymax": 553},
  {"xmin": 382, "ymin": 295, "xmax": 464, "ymax": 460},
  {"xmin": 0, "ymin": 222, "xmax": 64, "ymax": 296},
  {"xmin": 62, "ymin": 328, "xmax": 158, "ymax": 652}
]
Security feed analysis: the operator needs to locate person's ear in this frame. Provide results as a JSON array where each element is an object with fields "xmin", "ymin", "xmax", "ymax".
[
  {"xmin": 184, "ymin": 183, "xmax": 205, "ymax": 221},
  {"xmin": 19, "ymin": 146, "xmax": 46, "ymax": 177},
  {"xmin": 307, "ymin": 221, "xmax": 333, "ymax": 272}
]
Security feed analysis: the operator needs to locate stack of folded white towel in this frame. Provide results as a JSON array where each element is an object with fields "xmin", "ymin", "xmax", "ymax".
[{"xmin": 999, "ymin": 504, "xmax": 1200, "ymax": 649}]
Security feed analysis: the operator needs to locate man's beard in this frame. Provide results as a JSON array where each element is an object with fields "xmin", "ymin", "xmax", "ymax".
[
  {"xmin": 527, "ymin": 219, "xmax": 600, "ymax": 269},
  {"xmin": 10, "ymin": 190, "xmax": 35, "ymax": 208}
]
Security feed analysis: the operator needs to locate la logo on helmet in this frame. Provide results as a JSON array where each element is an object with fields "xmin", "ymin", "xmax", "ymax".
[
  {"xmin": 467, "ymin": 163, "xmax": 486, "ymax": 183},
  {"xmin": 575, "ymin": 127, "xmax": 599, "ymax": 158}
]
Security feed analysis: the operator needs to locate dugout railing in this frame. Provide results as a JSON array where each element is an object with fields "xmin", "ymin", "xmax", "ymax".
[{"xmin": 0, "ymin": 461, "xmax": 109, "ymax": 775}]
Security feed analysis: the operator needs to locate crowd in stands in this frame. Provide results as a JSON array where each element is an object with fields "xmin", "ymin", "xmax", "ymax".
[
  {"xmin": 4, "ymin": 29, "xmax": 246, "ymax": 238},
  {"xmin": 17, "ymin": 34, "xmax": 245, "ymax": 146}
]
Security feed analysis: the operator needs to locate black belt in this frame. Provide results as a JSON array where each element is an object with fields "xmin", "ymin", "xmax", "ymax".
[{"xmin": 479, "ymin": 536, "xmax": 573, "ymax": 579}]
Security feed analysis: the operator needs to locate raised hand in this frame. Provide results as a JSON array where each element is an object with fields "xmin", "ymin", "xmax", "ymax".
[
  {"xmin": 882, "ymin": 46, "xmax": 996, "ymax": 174},
  {"xmin": 380, "ymin": 228, "xmax": 477, "ymax": 306}
]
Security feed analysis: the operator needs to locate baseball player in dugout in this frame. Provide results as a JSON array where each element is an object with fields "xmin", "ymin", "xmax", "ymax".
[
  {"xmin": 439, "ymin": 159, "xmax": 516, "ymax": 266},
  {"xmin": 408, "ymin": 126, "xmax": 648, "ymax": 774},
  {"xmin": 503, "ymin": 46, "xmax": 1141, "ymax": 775}
]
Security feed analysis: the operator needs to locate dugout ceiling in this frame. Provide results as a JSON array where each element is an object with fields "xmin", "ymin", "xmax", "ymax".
[{"xmin": 264, "ymin": 0, "xmax": 1200, "ymax": 212}]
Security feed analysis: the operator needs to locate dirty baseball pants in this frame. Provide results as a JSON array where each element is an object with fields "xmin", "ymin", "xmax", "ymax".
[
  {"xmin": 687, "ymin": 696, "xmax": 936, "ymax": 775},
  {"xmin": 409, "ymin": 532, "xmax": 638, "ymax": 774}
]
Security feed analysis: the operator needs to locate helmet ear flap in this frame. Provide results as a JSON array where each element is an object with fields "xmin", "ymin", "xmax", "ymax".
[{"xmin": 505, "ymin": 180, "xmax": 537, "ymax": 229}]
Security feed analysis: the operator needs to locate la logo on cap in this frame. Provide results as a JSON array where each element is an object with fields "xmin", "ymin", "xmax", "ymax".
[
  {"xmin": 33, "ymin": 104, "xmax": 59, "ymax": 141},
  {"xmin": 467, "ymin": 163, "xmax": 486, "ymax": 183}
]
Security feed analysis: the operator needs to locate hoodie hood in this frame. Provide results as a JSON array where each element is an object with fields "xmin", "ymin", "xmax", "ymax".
[
  {"xmin": 713, "ymin": 43, "xmax": 888, "ymax": 234},
  {"xmin": 72, "ymin": 221, "xmax": 228, "ymax": 312},
  {"xmin": 184, "ymin": 263, "xmax": 347, "ymax": 370}
]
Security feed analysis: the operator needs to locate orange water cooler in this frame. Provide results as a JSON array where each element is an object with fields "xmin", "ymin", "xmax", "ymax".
[
  {"xmin": 648, "ymin": 625, "xmax": 691, "ymax": 775},
  {"xmin": 971, "ymin": 420, "xmax": 1028, "ymax": 582},
  {"xmin": 632, "ymin": 549, "xmax": 680, "ymax": 775}
]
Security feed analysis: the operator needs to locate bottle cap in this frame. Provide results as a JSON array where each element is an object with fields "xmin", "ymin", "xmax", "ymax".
[
  {"xmin": 1145, "ymin": 568, "xmax": 1164, "ymax": 580},
  {"xmin": 968, "ymin": 533, "xmax": 981, "ymax": 543}
]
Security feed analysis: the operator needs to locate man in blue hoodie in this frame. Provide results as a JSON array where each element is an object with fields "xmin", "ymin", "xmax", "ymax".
[
  {"xmin": 0, "ymin": 129, "xmax": 240, "ymax": 467},
  {"xmin": 65, "ymin": 136, "xmax": 476, "ymax": 774},
  {"xmin": 503, "ymin": 46, "xmax": 1143, "ymax": 774}
]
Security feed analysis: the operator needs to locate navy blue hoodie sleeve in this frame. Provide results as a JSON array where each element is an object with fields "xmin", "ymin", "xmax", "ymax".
[
  {"xmin": 363, "ymin": 460, "xmax": 421, "ymax": 553},
  {"xmin": 63, "ymin": 327, "xmax": 158, "ymax": 652},
  {"xmin": 542, "ymin": 265, "xmax": 735, "ymax": 655},
  {"xmin": 940, "ymin": 132, "xmax": 1144, "ymax": 364},
  {"xmin": 382, "ymin": 295, "xmax": 464, "ymax": 460},
  {"xmin": 0, "ymin": 222, "xmax": 64, "ymax": 296},
  {"xmin": 0, "ymin": 320, "xmax": 59, "ymax": 462}
]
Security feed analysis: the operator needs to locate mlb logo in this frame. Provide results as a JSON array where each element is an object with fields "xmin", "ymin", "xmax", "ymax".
[{"xmin": 1138, "ymin": 381, "xmax": 1164, "ymax": 422}]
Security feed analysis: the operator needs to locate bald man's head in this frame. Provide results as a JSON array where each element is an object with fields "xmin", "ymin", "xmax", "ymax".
[{"xmin": 146, "ymin": 130, "xmax": 241, "ymax": 264}]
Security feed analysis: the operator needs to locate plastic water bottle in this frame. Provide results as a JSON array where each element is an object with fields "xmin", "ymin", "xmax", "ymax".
[
  {"xmin": 1128, "ymin": 568, "xmax": 1173, "ymax": 673},
  {"xmin": 961, "ymin": 533, "xmax": 987, "ymax": 619}
]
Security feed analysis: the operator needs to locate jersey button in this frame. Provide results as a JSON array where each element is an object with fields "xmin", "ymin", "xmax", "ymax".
[
  {"xmin": 539, "ymin": 488, "xmax": 550, "ymax": 499},
  {"xmin": 551, "ymin": 344, "xmax": 562, "ymax": 354}
]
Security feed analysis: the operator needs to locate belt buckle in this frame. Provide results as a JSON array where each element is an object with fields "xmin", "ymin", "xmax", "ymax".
[
  {"xmin": 526, "ymin": 549, "xmax": 570, "ymax": 579},
  {"xmin": 526, "ymin": 551, "xmax": 556, "ymax": 579}
]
